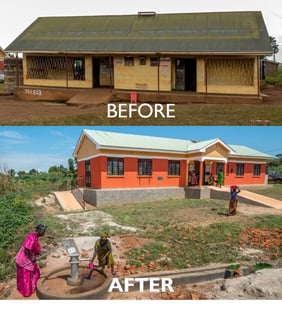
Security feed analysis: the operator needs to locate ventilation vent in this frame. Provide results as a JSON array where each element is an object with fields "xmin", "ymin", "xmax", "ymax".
[{"xmin": 138, "ymin": 11, "xmax": 156, "ymax": 16}]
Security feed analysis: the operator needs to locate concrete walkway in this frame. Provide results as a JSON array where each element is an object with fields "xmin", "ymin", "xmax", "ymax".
[
  {"xmin": 211, "ymin": 186, "xmax": 282, "ymax": 209},
  {"xmin": 66, "ymin": 88, "xmax": 113, "ymax": 105},
  {"xmin": 53, "ymin": 191, "xmax": 83, "ymax": 211}
]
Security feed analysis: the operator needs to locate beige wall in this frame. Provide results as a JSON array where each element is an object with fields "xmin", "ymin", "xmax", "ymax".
[
  {"xmin": 22, "ymin": 53, "xmax": 259, "ymax": 95},
  {"xmin": 114, "ymin": 55, "xmax": 171, "ymax": 91},
  {"xmin": 75, "ymin": 136, "xmax": 99, "ymax": 160}
]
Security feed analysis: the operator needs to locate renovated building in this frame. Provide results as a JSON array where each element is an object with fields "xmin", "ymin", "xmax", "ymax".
[
  {"xmin": 73, "ymin": 129, "xmax": 272, "ymax": 192},
  {"xmin": 6, "ymin": 11, "xmax": 272, "ymax": 97}
]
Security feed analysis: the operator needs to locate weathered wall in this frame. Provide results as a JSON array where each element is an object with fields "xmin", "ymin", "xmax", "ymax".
[{"xmin": 114, "ymin": 55, "xmax": 171, "ymax": 91}]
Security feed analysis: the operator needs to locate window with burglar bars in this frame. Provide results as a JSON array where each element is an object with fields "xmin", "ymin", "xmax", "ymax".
[
  {"xmin": 236, "ymin": 163, "xmax": 245, "ymax": 176},
  {"xmin": 253, "ymin": 164, "xmax": 261, "ymax": 176},
  {"xmin": 107, "ymin": 158, "xmax": 124, "ymax": 176},
  {"xmin": 26, "ymin": 56, "xmax": 85, "ymax": 80},
  {"xmin": 168, "ymin": 160, "xmax": 180, "ymax": 176},
  {"xmin": 138, "ymin": 159, "xmax": 152, "ymax": 176}
]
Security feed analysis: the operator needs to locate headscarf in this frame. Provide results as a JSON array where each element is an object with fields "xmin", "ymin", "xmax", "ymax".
[
  {"xmin": 35, "ymin": 224, "xmax": 47, "ymax": 232},
  {"xmin": 100, "ymin": 232, "xmax": 109, "ymax": 240}
]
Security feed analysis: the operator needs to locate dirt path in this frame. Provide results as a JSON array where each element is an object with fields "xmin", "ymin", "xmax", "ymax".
[{"xmin": 0, "ymin": 94, "xmax": 104, "ymax": 124}]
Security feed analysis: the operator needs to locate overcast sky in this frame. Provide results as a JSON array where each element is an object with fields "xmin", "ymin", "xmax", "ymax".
[
  {"xmin": 0, "ymin": 126, "xmax": 281, "ymax": 172},
  {"xmin": 1, "ymin": 0, "xmax": 282, "ymax": 61}
]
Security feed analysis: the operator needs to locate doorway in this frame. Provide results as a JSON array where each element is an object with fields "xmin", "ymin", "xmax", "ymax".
[
  {"xmin": 175, "ymin": 58, "xmax": 197, "ymax": 91},
  {"xmin": 92, "ymin": 57, "xmax": 114, "ymax": 88}
]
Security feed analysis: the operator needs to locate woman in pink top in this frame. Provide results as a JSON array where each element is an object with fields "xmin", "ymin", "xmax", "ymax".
[{"xmin": 15, "ymin": 224, "xmax": 47, "ymax": 297}]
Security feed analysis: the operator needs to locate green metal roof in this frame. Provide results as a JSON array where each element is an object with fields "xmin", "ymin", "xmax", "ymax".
[
  {"xmin": 229, "ymin": 145, "xmax": 273, "ymax": 159},
  {"xmin": 6, "ymin": 11, "xmax": 272, "ymax": 54},
  {"xmin": 83, "ymin": 129, "xmax": 192, "ymax": 153},
  {"xmin": 73, "ymin": 130, "xmax": 272, "ymax": 160}
]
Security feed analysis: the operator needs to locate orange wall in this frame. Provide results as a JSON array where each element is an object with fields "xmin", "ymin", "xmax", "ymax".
[
  {"xmin": 79, "ymin": 156, "xmax": 187, "ymax": 189},
  {"xmin": 77, "ymin": 161, "xmax": 85, "ymax": 187},
  {"xmin": 78, "ymin": 157, "xmax": 267, "ymax": 188},
  {"xmin": 224, "ymin": 162, "xmax": 267, "ymax": 185}
]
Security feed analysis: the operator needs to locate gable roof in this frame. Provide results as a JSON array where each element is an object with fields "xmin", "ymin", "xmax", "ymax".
[
  {"xmin": 73, "ymin": 129, "xmax": 273, "ymax": 160},
  {"xmin": 78, "ymin": 129, "xmax": 192, "ymax": 154},
  {"xmin": 228, "ymin": 144, "xmax": 273, "ymax": 159},
  {"xmin": 5, "ymin": 11, "xmax": 272, "ymax": 55}
]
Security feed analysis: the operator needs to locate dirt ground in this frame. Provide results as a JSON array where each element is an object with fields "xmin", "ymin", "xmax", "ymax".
[
  {"xmin": 0, "ymin": 84, "xmax": 282, "ymax": 125},
  {"xmin": 0, "ymin": 93, "xmax": 105, "ymax": 124},
  {"xmin": 1, "ymin": 196, "xmax": 282, "ymax": 300}
]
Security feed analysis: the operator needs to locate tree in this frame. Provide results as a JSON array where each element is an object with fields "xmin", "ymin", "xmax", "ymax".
[
  {"xmin": 269, "ymin": 36, "xmax": 279, "ymax": 62},
  {"xmin": 8, "ymin": 169, "xmax": 16, "ymax": 177},
  {"xmin": 48, "ymin": 166, "xmax": 58, "ymax": 173},
  {"xmin": 29, "ymin": 168, "xmax": 38, "ymax": 176},
  {"xmin": 68, "ymin": 158, "xmax": 76, "ymax": 173}
]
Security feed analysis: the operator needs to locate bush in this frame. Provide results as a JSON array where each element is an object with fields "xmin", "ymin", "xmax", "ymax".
[{"xmin": 266, "ymin": 68, "xmax": 282, "ymax": 86}]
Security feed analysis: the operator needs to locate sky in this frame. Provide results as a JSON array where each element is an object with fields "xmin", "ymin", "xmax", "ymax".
[
  {"xmin": 1, "ymin": 0, "xmax": 282, "ymax": 61},
  {"xmin": 0, "ymin": 126, "xmax": 281, "ymax": 172}
]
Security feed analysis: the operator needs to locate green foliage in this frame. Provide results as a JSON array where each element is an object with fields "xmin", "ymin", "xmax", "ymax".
[
  {"xmin": 0, "ymin": 159, "xmax": 76, "ymax": 281},
  {"xmin": 252, "ymin": 262, "xmax": 272, "ymax": 272},
  {"xmin": 266, "ymin": 68, "xmax": 282, "ymax": 86},
  {"xmin": 269, "ymin": 36, "xmax": 279, "ymax": 55}
]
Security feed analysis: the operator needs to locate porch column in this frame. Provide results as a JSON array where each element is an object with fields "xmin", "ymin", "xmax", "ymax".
[
  {"xmin": 199, "ymin": 161, "xmax": 204, "ymax": 187},
  {"xmin": 223, "ymin": 162, "xmax": 227, "ymax": 186}
]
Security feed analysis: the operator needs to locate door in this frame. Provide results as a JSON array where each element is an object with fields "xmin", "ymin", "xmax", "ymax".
[
  {"xmin": 175, "ymin": 59, "xmax": 185, "ymax": 90},
  {"xmin": 185, "ymin": 59, "xmax": 197, "ymax": 91}
]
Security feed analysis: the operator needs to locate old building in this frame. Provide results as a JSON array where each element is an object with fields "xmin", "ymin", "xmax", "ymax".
[{"xmin": 6, "ymin": 11, "xmax": 272, "ymax": 97}]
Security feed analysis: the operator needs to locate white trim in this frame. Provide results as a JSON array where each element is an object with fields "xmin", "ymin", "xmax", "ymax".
[
  {"xmin": 198, "ymin": 139, "xmax": 235, "ymax": 154},
  {"xmin": 76, "ymin": 153, "xmax": 188, "ymax": 162},
  {"xmin": 228, "ymin": 160, "xmax": 267, "ymax": 164},
  {"xmin": 200, "ymin": 156, "xmax": 228, "ymax": 163}
]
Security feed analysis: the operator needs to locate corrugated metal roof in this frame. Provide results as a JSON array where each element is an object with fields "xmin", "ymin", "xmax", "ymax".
[
  {"xmin": 6, "ymin": 11, "xmax": 272, "ymax": 54},
  {"xmin": 83, "ymin": 129, "xmax": 192, "ymax": 153},
  {"xmin": 73, "ymin": 130, "xmax": 272, "ymax": 160},
  {"xmin": 229, "ymin": 145, "xmax": 273, "ymax": 159}
]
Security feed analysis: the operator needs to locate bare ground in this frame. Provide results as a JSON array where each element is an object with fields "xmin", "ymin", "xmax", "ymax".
[
  {"xmin": 0, "ymin": 84, "xmax": 282, "ymax": 125},
  {"xmin": 2, "ymin": 196, "xmax": 282, "ymax": 300}
]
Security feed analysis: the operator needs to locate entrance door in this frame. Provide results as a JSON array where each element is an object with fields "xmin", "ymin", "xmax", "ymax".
[
  {"xmin": 175, "ymin": 59, "xmax": 185, "ymax": 90},
  {"xmin": 185, "ymin": 59, "xmax": 197, "ymax": 91},
  {"xmin": 188, "ymin": 161, "xmax": 200, "ymax": 186},
  {"xmin": 175, "ymin": 58, "xmax": 197, "ymax": 91},
  {"xmin": 93, "ymin": 57, "xmax": 114, "ymax": 88}
]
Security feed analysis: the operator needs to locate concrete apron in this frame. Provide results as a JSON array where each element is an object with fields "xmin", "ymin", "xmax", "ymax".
[{"xmin": 36, "ymin": 263, "xmax": 248, "ymax": 299}]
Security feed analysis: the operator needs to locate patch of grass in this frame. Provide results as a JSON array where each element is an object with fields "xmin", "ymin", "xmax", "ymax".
[
  {"xmin": 253, "ymin": 215, "xmax": 282, "ymax": 229},
  {"xmin": 9, "ymin": 103, "xmax": 282, "ymax": 125},
  {"xmin": 97, "ymin": 199, "xmax": 281, "ymax": 269},
  {"xmin": 226, "ymin": 264, "xmax": 241, "ymax": 270}
]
